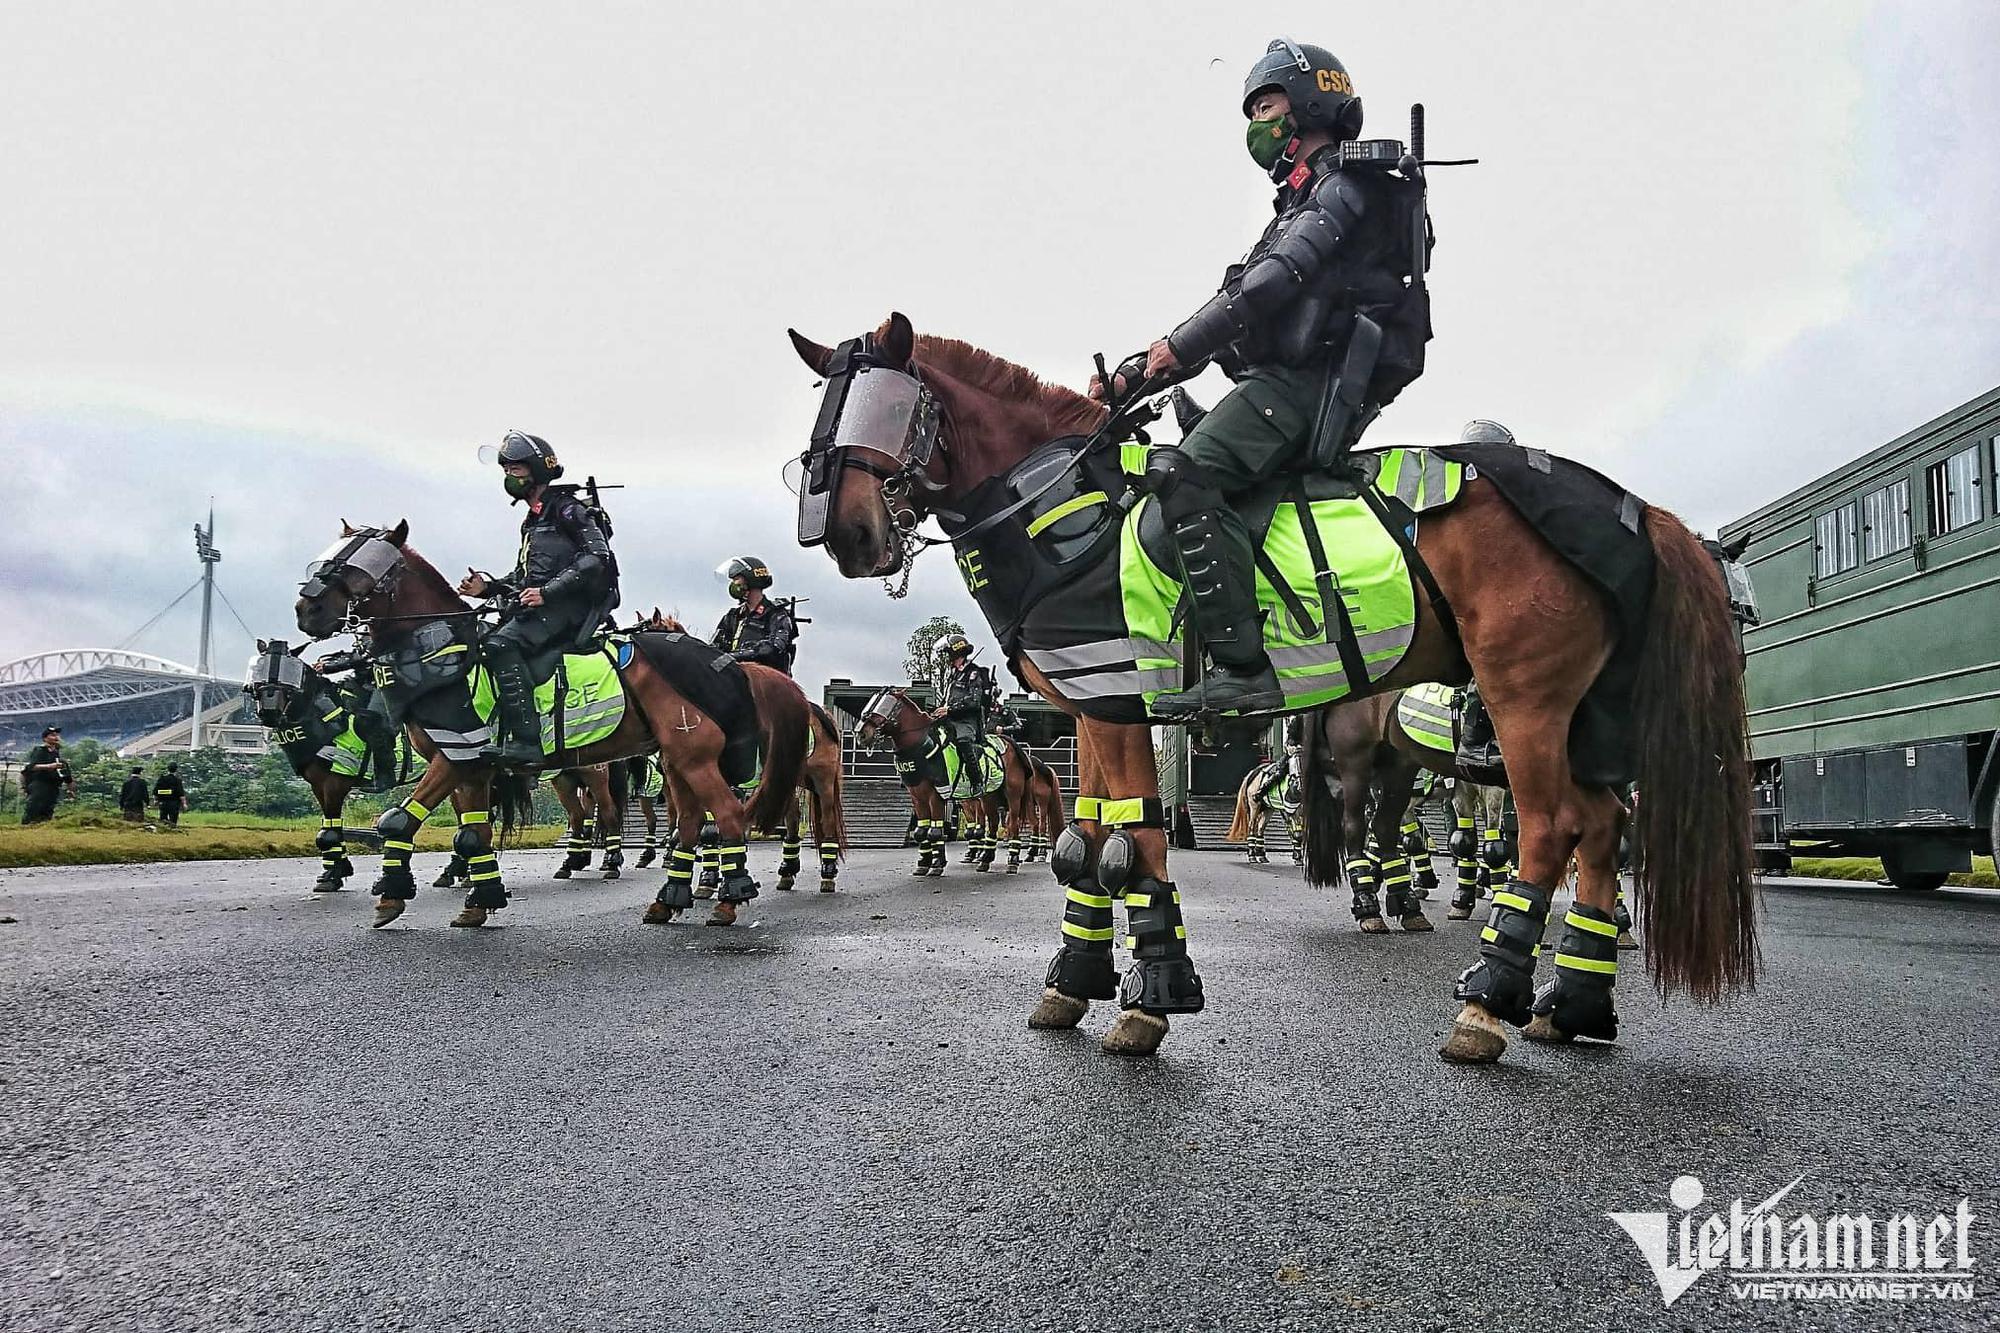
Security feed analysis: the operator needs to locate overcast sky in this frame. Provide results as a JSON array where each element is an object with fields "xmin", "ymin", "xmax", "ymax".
[{"xmin": 3, "ymin": 1, "xmax": 1995, "ymax": 689}]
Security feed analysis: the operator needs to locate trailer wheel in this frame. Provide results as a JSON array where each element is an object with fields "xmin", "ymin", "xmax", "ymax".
[{"xmin": 1880, "ymin": 848, "xmax": 1946, "ymax": 893}]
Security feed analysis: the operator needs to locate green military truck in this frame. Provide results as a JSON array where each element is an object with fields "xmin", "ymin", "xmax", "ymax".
[{"xmin": 1720, "ymin": 384, "xmax": 2000, "ymax": 889}]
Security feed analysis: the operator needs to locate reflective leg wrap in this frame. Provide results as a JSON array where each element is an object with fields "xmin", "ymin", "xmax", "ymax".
[
  {"xmin": 1380, "ymin": 854, "xmax": 1415, "ymax": 916},
  {"xmin": 315, "ymin": 819, "xmax": 347, "ymax": 882},
  {"xmin": 657, "ymin": 847, "xmax": 696, "ymax": 910},
  {"xmin": 1614, "ymin": 889, "xmax": 1633, "ymax": 936},
  {"xmin": 698, "ymin": 824, "xmax": 720, "ymax": 886},
  {"xmin": 1530, "ymin": 903, "xmax": 1620, "ymax": 1041},
  {"xmin": 1405, "ymin": 821, "xmax": 1439, "ymax": 890},
  {"xmin": 1045, "ymin": 819, "xmax": 1117, "ymax": 1000},
  {"xmin": 1453, "ymin": 879, "xmax": 1552, "ymax": 1027},
  {"xmin": 819, "ymin": 841, "xmax": 840, "ymax": 879},
  {"xmin": 717, "ymin": 844, "xmax": 758, "ymax": 904},
  {"xmin": 1347, "ymin": 854, "xmax": 1380, "ymax": 920},
  {"xmin": 373, "ymin": 802, "xmax": 426, "ymax": 898},
  {"xmin": 1117, "ymin": 877, "xmax": 1204, "ymax": 1015},
  {"xmin": 779, "ymin": 835, "xmax": 802, "ymax": 878}
]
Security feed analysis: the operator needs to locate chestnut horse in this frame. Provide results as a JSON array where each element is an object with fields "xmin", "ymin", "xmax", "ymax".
[
  {"xmin": 788, "ymin": 313, "xmax": 1754, "ymax": 1064},
  {"xmin": 856, "ymin": 687, "xmax": 1035, "ymax": 876},
  {"xmin": 295, "ymin": 522, "xmax": 804, "ymax": 928}
]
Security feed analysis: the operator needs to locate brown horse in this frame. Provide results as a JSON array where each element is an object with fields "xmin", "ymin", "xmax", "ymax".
[
  {"xmin": 547, "ymin": 762, "xmax": 628, "ymax": 880},
  {"xmin": 635, "ymin": 609, "xmax": 849, "ymax": 892},
  {"xmin": 855, "ymin": 686, "xmax": 1035, "ymax": 876},
  {"xmin": 788, "ymin": 313, "xmax": 1754, "ymax": 1063},
  {"xmin": 1023, "ymin": 753, "xmax": 1063, "ymax": 864},
  {"xmin": 295, "ymin": 522, "xmax": 805, "ymax": 928}
]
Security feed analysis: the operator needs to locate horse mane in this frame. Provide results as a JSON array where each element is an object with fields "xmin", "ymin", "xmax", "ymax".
[{"xmin": 914, "ymin": 335, "xmax": 1106, "ymax": 438}]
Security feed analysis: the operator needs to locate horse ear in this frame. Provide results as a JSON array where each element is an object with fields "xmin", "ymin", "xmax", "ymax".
[
  {"xmin": 650, "ymin": 606, "xmax": 661, "ymax": 621},
  {"xmin": 879, "ymin": 311, "xmax": 915, "ymax": 367},
  {"xmin": 1721, "ymin": 531, "xmax": 1751, "ymax": 561},
  {"xmin": 256, "ymin": 638, "xmax": 268, "ymax": 653},
  {"xmin": 788, "ymin": 329, "xmax": 835, "ymax": 376},
  {"xmin": 340, "ymin": 518, "xmax": 356, "ymax": 536},
  {"xmin": 389, "ymin": 519, "xmax": 409, "ymax": 546}
]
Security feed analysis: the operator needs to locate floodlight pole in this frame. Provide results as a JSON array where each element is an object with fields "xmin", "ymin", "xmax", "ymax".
[{"xmin": 192, "ymin": 505, "xmax": 221, "ymax": 750}]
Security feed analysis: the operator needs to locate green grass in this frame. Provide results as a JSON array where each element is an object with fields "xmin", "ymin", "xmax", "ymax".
[
  {"xmin": 1786, "ymin": 854, "xmax": 1997, "ymax": 889},
  {"xmin": 0, "ymin": 811, "xmax": 565, "ymax": 868}
]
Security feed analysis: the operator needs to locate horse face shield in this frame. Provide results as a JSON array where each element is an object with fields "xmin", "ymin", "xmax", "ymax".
[
  {"xmin": 244, "ymin": 645, "xmax": 307, "ymax": 717},
  {"xmin": 793, "ymin": 339, "xmax": 940, "ymax": 547},
  {"xmin": 298, "ymin": 534, "xmax": 403, "ymax": 602}
]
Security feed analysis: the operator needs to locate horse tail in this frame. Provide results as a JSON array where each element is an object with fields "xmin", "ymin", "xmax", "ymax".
[
  {"xmin": 492, "ymin": 768, "xmax": 538, "ymax": 849},
  {"xmin": 607, "ymin": 758, "xmax": 629, "ymax": 807},
  {"xmin": 1037, "ymin": 759, "xmax": 1064, "ymax": 837},
  {"xmin": 1632, "ymin": 507, "xmax": 1758, "ymax": 1000},
  {"xmin": 743, "ymin": 667, "xmax": 811, "ymax": 834},
  {"xmin": 1225, "ymin": 771, "xmax": 1253, "ymax": 843},
  {"xmin": 1298, "ymin": 709, "xmax": 1347, "ymax": 887},
  {"xmin": 807, "ymin": 702, "xmax": 847, "ymax": 854}
]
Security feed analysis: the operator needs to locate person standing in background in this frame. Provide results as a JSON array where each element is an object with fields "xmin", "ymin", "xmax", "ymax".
[
  {"xmin": 154, "ymin": 762, "xmax": 187, "ymax": 827},
  {"xmin": 19, "ymin": 726, "xmax": 74, "ymax": 824},
  {"xmin": 119, "ymin": 766, "xmax": 149, "ymax": 822}
]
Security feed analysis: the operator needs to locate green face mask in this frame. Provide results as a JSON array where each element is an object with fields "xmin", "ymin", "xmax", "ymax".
[
  {"xmin": 503, "ymin": 473, "xmax": 532, "ymax": 499},
  {"xmin": 1246, "ymin": 115, "xmax": 1294, "ymax": 170}
]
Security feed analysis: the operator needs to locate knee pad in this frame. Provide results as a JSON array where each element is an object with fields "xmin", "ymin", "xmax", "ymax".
[
  {"xmin": 451, "ymin": 825, "xmax": 485, "ymax": 859},
  {"xmin": 315, "ymin": 826, "xmax": 345, "ymax": 854},
  {"xmin": 1530, "ymin": 903, "xmax": 1620, "ymax": 1040},
  {"xmin": 1449, "ymin": 827, "xmax": 1476, "ymax": 860},
  {"xmin": 1051, "ymin": 822, "xmax": 1093, "ymax": 886},
  {"xmin": 1480, "ymin": 834, "xmax": 1509, "ymax": 871},
  {"xmin": 1453, "ymin": 879, "xmax": 1552, "ymax": 1027},
  {"xmin": 1143, "ymin": 448, "xmax": 1225, "ymax": 520},
  {"xmin": 1400, "ymin": 826, "xmax": 1426, "ymax": 858},
  {"xmin": 376, "ymin": 807, "xmax": 420, "ymax": 843},
  {"xmin": 1096, "ymin": 829, "xmax": 1137, "ymax": 895}
]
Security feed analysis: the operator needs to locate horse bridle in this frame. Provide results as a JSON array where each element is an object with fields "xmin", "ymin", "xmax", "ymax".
[
  {"xmin": 298, "ymin": 530, "xmax": 408, "ymax": 632},
  {"xmin": 797, "ymin": 335, "xmax": 951, "ymax": 547}
]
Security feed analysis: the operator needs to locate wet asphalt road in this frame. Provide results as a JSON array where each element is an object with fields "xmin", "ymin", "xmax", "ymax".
[{"xmin": 2, "ymin": 848, "xmax": 1995, "ymax": 1333}]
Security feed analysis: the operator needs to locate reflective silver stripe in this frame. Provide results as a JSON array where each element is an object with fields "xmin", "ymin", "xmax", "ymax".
[
  {"xmin": 1402, "ymin": 696, "xmax": 1452, "ymax": 724},
  {"xmin": 1394, "ymin": 453, "xmax": 1424, "ymax": 508},
  {"xmin": 1269, "ymin": 624, "xmax": 1414, "ymax": 670},
  {"xmin": 1042, "ymin": 666, "xmax": 1184, "ymax": 699},
  {"xmin": 424, "ymin": 725, "xmax": 492, "ymax": 745},
  {"xmin": 1025, "ymin": 638, "xmax": 1183, "ymax": 674},
  {"xmin": 1420, "ymin": 450, "xmax": 1450, "ymax": 507},
  {"xmin": 318, "ymin": 744, "xmax": 365, "ymax": 777}
]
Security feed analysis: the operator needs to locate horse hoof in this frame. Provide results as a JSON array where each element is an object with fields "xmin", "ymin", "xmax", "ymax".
[
  {"xmin": 1101, "ymin": 1010, "xmax": 1169, "ymax": 1057},
  {"xmin": 927, "ymin": 866, "xmax": 945, "ymax": 878},
  {"xmin": 775, "ymin": 877, "xmax": 796, "ymax": 892},
  {"xmin": 693, "ymin": 886, "xmax": 716, "ymax": 900},
  {"xmin": 1400, "ymin": 913, "xmax": 1434, "ymax": 933},
  {"xmin": 818, "ymin": 879, "xmax": 837, "ymax": 894},
  {"xmin": 449, "ymin": 907, "xmax": 488, "ymax": 928},
  {"xmin": 1358, "ymin": 916, "xmax": 1389, "ymax": 934},
  {"xmin": 553, "ymin": 866, "xmax": 572, "ymax": 880},
  {"xmin": 1446, "ymin": 904, "xmax": 1472, "ymax": 921},
  {"xmin": 1616, "ymin": 930, "xmax": 1639, "ymax": 951},
  {"xmin": 1027, "ymin": 988, "xmax": 1090, "ymax": 1030},
  {"xmin": 1522, "ymin": 1014, "xmax": 1573, "ymax": 1045},
  {"xmin": 602, "ymin": 867, "xmax": 621, "ymax": 881},
  {"xmin": 1439, "ymin": 1005, "xmax": 1509, "ymax": 1064},
  {"xmin": 635, "ymin": 851, "xmax": 657, "ymax": 869},
  {"xmin": 312, "ymin": 881, "xmax": 347, "ymax": 894},
  {"xmin": 1006, "ymin": 863, "xmax": 1020, "ymax": 875},
  {"xmin": 431, "ymin": 873, "xmax": 456, "ymax": 889},
  {"xmin": 911, "ymin": 867, "xmax": 929, "ymax": 877},
  {"xmin": 641, "ymin": 901, "xmax": 679, "ymax": 925},
  {"xmin": 371, "ymin": 898, "xmax": 405, "ymax": 928},
  {"xmin": 706, "ymin": 903, "xmax": 738, "ymax": 927}
]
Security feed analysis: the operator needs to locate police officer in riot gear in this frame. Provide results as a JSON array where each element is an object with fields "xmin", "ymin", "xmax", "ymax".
[
  {"xmin": 930, "ymin": 634, "xmax": 999, "ymax": 783},
  {"xmin": 458, "ymin": 431, "xmax": 620, "ymax": 766},
  {"xmin": 1092, "ymin": 39, "xmax": 1429, "ymax": 719},
  {"xmin": 710, "ymin": 556, "xmax": 797, "ymax": 674}
]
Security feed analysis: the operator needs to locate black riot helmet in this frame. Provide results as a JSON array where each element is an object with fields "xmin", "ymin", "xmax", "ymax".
[
  {"xmin": 1242, "ymin": 39, "xmax": 1363, "ymax": 139},
  {"xmin": 491, "ymin": 430, "xmax": 564, "ymax": 485},
  {"xmin": 717, "ymin": 555, "xmax": 774, "ymax": 599}
]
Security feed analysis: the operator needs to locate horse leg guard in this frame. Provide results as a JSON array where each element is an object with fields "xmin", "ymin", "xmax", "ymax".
[
  {"xmin": 314, "ymin": 822, "xmax": 348, "ymax": 890},
  {"xmin": 1117, "ymin": 876, "xmax": 1204, "ymax": 1016},
  {"xmin": 777, "ymin": 835, "xmax": 803, "ymax": 882},
  {"xmin": 434, "ymin": 853, "xmax": 466, "ymax": 889},
  {"xmin": 716, "ymin": 843, "xmax": 758, "ymax": 905},
  {"xmin": 1348, "ymin": 854, "xmax": 1382, "ymax": 928},
  {"xmin": 911, "ymin": 819, "xmax": 933, "ymax": 875},
  {"xmin": 454, "ymin": 818, "xmax": 507, "ymax": 910},
  {"xmin": 1452, "ymin": 879, "xmax": 1552, "ymax": 1028},
  {"xmin": 1527, "ymin": 903, "xmax": 1620, "ymax": 1043},
  {"xmin": 1038, "ymin": 823, "xmax": 1120, "ymax": 1013},
  {"xmin": 372, "ymin": 804, "xmax": 423, "ymax": 899},
  {"xmin": 1381, "ymin": 855, "xmax": 1431, "ymax": 931},
  {"xmin": 819, "ymin": 840, "xmax": 840, "ymax": 892},
  {"xmin": 651, "ymin": 847, "xmax": 697, "ymax": 916},
  {"xmin": 1405, "ymin": 822, "xmax": 1439, "ymax": 892},
  {"xmin": 1614, "ymin": 888, "xmax": 1638, "ymax": 950}
]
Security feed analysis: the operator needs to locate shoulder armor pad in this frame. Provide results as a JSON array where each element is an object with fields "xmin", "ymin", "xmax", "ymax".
[{"xmin": 1310, "ymin": 171, "xmax": 1369, "ymax": 225}]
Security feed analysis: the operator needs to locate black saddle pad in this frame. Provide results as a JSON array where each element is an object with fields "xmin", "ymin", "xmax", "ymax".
[{"xmin": 629, "ymin": 631, "xmax": 759, "ymax": 787}]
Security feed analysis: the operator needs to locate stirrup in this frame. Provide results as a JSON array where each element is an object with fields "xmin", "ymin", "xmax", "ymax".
[{"xmin": 1152, "ymin": 665, "xmax": 1283, "ymax": 720}]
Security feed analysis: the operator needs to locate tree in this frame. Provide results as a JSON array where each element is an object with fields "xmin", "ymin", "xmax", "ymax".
[{"xmin": 904, "ymin": 616, "xmax": 968, "ymax": 684}]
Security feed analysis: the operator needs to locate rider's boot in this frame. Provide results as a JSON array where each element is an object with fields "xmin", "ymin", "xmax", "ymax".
[
  {"xmin": 1455, "ymin": 684, "xmax": 1504, "ymax": 777},
  {"xmin": 1150, "ymin": 505, "xmax": 1283, "ymax": 719},
  {"xmin": 479, "ymin": 643, "xmax": 545, "ymax": 767}
]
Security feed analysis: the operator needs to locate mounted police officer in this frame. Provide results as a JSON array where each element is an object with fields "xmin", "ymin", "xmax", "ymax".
[
  {"xmin": 930, "ymin": 633, "xmax": 1000, "ymax": 786},
  {"xmin": 710, "ymin": 556, "xmax": 797, "ymax": 675},
  {"xmin": 1092, "ymin": 39, "xmax": 1431, "ymax": 718},
  {"xmin": 457, "ymin": 431, "xmax": 620, "ymax": 766}
]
